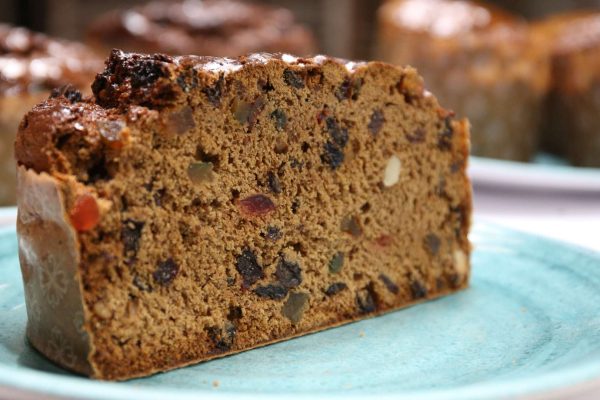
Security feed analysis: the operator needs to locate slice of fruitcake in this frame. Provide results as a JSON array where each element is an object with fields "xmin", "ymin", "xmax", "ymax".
[{"xmin": 15, "ymin": 50, "xmax": 472, "ymax": 380}]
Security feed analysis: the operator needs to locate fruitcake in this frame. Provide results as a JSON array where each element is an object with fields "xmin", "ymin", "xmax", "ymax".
[
  {"xmin": 0, "ymin": 24, "xmax": 101, "ymax": 205},
  {"xmin": 535, "ymin": 11, "xmax": 600, "ymax": 167},
  {"xmin": 87, "ymin": 0, "xmax": 316, "ymax": 57},
  {"xmin": 377, "ymin": 0, "xmax": 550, "ymax": 161},
  {"xmin": 15, "ymin": 50, "xmax": 472, "ymax": 380}
]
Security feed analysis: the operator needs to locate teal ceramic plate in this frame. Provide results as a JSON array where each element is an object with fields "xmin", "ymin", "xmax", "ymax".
[
  {"xmin": 1, "ymin": 223, "xmax": 600, "ymax": 400},
  {"xmin": 469, "ymin": 155, "xmax": 600, "ymax": 192}
]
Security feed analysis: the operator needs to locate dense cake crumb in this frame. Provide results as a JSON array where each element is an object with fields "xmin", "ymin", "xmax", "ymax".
[{"xmin": 15, "ymin": 50, "xmax": 472, "ymax": 380}]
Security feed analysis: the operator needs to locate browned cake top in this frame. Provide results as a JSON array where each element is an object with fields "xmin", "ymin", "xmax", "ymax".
[
  {"xmin": 87, "ymin": 0, "xmax": 316, "ymax": 56},
  {"xmin": 381, "ymin": 0, "xmax": 524, "ymax": 38},
  {"xmin": 0, "ymin": 24, "xmax": 101, "ymax": 95},
  {"xmin": 15, "ymin": 51, "xmax": 384, "ymax": 174}
]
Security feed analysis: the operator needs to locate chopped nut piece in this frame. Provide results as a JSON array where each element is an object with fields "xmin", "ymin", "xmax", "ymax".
[
  {"xmin": 454, "ymin": 249, "xmax": 469, "ymax": 276},
  {"xmin": 383, "ymin": 155, "xmax": 401, "ymax": 187}
]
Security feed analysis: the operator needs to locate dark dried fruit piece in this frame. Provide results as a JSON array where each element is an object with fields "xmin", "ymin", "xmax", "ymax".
[
  {"xmin": 406, "ymin": 128, "xmax": 426, "ymax": 143},
  {"xmin": 254, "ymin": 284, "xmax": 288, "ymax": 300},
  {"xmin": 326, "ymin": 117, "xmax": 349, "ymax": 147},
  {"xmin": 356, "ymin": 283, "xmax": 378, "ymax": 314},
  {"xmin": 283, "ymin": 69, "xmax": 305, "ymax": 89},
  {"xmin": 267, "ymin": 171, "xmax": 282, "ymax": 194},
  {"xmin": 238, "ymin": 194, "xmax": 276, "ymax": 217},
  {"xmin": 263, "ymin": 226, "xmax": 282, "ymax": 241},
  {"xmin": 341, "ymin": 215, "xmax": 362, "ymax": 237},
  {"xmin": 411, "ymin": 280, "xmax": 428, "ymax": 299},
  {"xmin": 335, "ymin": 77, "xmax": 363, "ymax": 101},
  {"xmin": 270, "ymin": 109, "xmax": 287, "ymax": 131},
  {"xmin": 203, "ymin": 75, "xmax": 224, "ymax": 107},
  {"xmin": 235, "ymin": 249, "xmax": 264, "ymax": 288},
  {"xmin": 206, "ymin": 324, "xmax": 236, "ymax": 352},
  {"xmin": 282, "ymin": 292, "xmax": 309, "ymax": 324},
  {"xmin": 329, "ymin": 252, "xmax": 344, "ymax": 274},
  {"xmin": 378, "ymin": 274, "xmax": 399, "ymax": 294},
  {"xmin": 325, "ymin": 282, "xmax": 347, "ymax": 296},
  {"xmin": 50, "ymin": 85, "xmax": 82, "ymax": 103},
  {"xmin": 438, "ymin": 117, "xmax": 453, "ymax": 150},
  {"xmin": 368, "ymin": 110, "xmax": 385, "ymax": 136},
  {"xmin": 424, "ymin": 233, "xmax": 441, "ymax": 256},
  {"xmin": 321, "ymin": 142, "xmax": 345, "ymax": 169},
  {"xmin": 122, "ymin": 219, "xmax": 144, "ymax": 258},
  {"xmin": 69, "ymin": 193, "xmax": 100, "ymax": 232},
  {"xmin": 153, "ymin": 258, "xmax": 179, "ymax": 286},
  {"xmin": 276, "ymin": 258, "xmax": 302, "ymax": 288},
  {"xmin": 188, "ymin": 162, "xmax": 214, "ymax": 184}
]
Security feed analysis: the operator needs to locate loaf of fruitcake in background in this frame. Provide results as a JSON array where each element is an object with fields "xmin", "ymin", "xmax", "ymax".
[
  {"xmin": 0, "ymin": 24, "xmax": 100, "ymax": 206},
  {"xmin": 377, "ymin": 0, "xmax": 550, "ymax": 161},
  {"xmin": 15, "ymin": 50, "xmax": 471, "ymax": 380},
  {"xmin": 86, "ymin": 0, "xmax": 317, "ymax": 57},
  {"xmin": 534, "ymin": 11, "xmax": 600, "ymax": 167}
]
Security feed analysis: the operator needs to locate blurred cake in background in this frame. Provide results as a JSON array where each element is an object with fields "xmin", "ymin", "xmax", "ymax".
[
  {"xmin": 376, "ymin": 0, "xmax": 550, "ymax": 161},
  {"xmin": 0, "ymin": 24, "xmax": 101, "ymax": 205},
  {"xmin": 534, "ymin": 11, "xmax": 600, "ymax": 167},
  {"xmin": 86, "ymin": 0, "xmax": 317, "ymax": 57}
]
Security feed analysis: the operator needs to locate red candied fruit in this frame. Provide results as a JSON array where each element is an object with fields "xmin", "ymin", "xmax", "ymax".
[
  {"xmin": 238, "ymin": 194, "xmax": 276, "ymax": 218},
  {"xmin": 69, "ymin": 193, "xmax": 100, "ymax": 231}
]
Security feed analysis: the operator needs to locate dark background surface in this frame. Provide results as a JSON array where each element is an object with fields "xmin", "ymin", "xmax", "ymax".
[{"xmin": 1, "ymin": 0, "xmax": 600, "ymax": 59}]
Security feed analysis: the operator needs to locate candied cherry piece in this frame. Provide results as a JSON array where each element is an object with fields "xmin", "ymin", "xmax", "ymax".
[{"xmin": 69, "ymin": 193, "xmax": 100, "ymax": 232}]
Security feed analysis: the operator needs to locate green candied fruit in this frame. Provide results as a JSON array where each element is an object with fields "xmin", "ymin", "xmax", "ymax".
[
  {"xmin": 329, "ymin": 251, "xmax": 344, "ymax": 274},
  {"xmin": 187, "ymin": 162, "xmax": 214, "ymax": 184}
]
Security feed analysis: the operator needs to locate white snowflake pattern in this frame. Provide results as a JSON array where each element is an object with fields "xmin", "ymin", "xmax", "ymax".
[
  {"xmin": 46, "ymin": 326, "xmax": 77, "ymax": 369},
  {"xmin": 39, "ymin": 254, "xmax": 68, "ymax": 308},
  {"xmin": 25, "ymin": 296, "xmax": 41, "ymax": 337}
]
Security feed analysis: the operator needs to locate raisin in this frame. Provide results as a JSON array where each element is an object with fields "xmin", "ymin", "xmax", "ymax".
[
  {"xmin": 122, "ymin": 219, "xmax": 144, "ymax": 258},
  {"xmin": 97, "ymin": 120, "xmax": 128, "ymax": 149},
  {"xmin": 329, "ymin": 252, "xmax": 344, "ymax": 274},
  {"xmin": 335, "ymin": 77, "xmax": 362, "ymax": 101},
  {"xmin": 69, "ymin": 193, "xmax": 100, "ymax": 232},
  {"xmin": 203, "ymin": 75, "xmax": 224, "ymax": 107},
  {"xmin": 50, "ymin": 85, "xmax": 82, "ymax": 103},
  {"xmin": 406, "ymin": 128, "xmax": 426, "ymax": 143},
  {"xmin": 267, "ymin": 171, "xmax": 282, "ymax": 194},
  {"xmin": 271, "ymin": 109, "xmax": 287, "ymax": 131},
  {"xmin": 254, "ymin": 284, "xmax": 288, "ymax": 300},
  {"xmin": 326, "ymin": 117, "xmax": 349, "ymax": 147},
  {"xmin": 227, "ymin": 305, "xmax": 243, "ymax": 321},
  {"xmin": 411, "ymin": 280, "xmax": 428, "ymax": 299},
  {"xmin": 283, "ymin": 69, "xmax": 305, "ymax": 89},
  {"xmin": 424, "ymin": 233, "xmax": 441, "ymax": 256},
  {"xmin": 264, "ymin": 226, "xmax": 282, "ymax": 241},
  {"xmin": 438, "ymin": 117, "xmax": 453, "ymax": 150},
  {"xmin": 367, "ymin": 110, "xmax": 385, "ymax": 136},
  {"xmin": 321, "ymin": 142, "xmax": 345, "ymax": 169},
  {"xmin": 282, "ymin": 292, "xmax": 309, "ymax": 324},
  {"xmin": 188, "ymin": 162, "xmax": 214, "ymax": 184},
  {"xmin": 206, "ymin": 324, "xmax": 235, "ymax": 352},
  {"xmin": 153, "ymin": 258, "xmax": 179, "ymax": 286},
  {"xmin": 235, "ymin": 249, "xmax": 264, "ymax": 287},
  {"xmin": 325, "ymin": 282, "xmax": 347, "ymax": 296},
  {"xmin": 238, "ymin": 194, "xmax": 276, "ymax": 217},
  {"xmin": 341, "ymin": 215, "xmax": 362, "ymax": 237},
  {"xmin": 378, "ymin": 274, "xmax": 399, "ymax": 294},
  {"xmin": 276, "ymin": 258, "xmax": 302, "ymax": 288},
  {"xmin": 356, "ymin": 283, "xmax": 378, "ymax": 314}
]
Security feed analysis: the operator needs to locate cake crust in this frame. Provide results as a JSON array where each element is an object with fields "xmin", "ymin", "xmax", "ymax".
[{"xmin": 16, "ymin": 51, "xmax": 472, "ymax": 380}]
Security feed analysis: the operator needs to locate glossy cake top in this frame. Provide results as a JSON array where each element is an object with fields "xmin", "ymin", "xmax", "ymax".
[{"xmin": 0, "ymin": 24, "xmax": 101, "ymax": 95}]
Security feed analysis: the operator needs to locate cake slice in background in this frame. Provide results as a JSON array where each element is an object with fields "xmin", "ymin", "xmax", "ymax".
[
  {"xmin": 86, "ymin": 0, "xmax": 317, "ymax": 57},
  {"xmin": 534, "ymin": 11, "xmax": 600, "ymax": 167},
  {"xmin": 15, "ymin": 50, "xmax": 472, "ymax": 380},
  {"xmin": 376, "ymin": 0, "xmax": 550, "ymax": 161},
  {"xmin": 0, "ymin": 24, "xmax": 101, "ymax": 205}
]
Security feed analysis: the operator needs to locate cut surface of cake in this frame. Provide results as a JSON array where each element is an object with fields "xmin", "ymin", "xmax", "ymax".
[{"xmin": 15, "ymin": 51, "xmax": 472, "ymax": 380}]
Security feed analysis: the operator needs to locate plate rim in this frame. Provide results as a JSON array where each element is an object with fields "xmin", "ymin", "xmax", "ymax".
[
  {"xmin": 469, "ymin": 156, "xmax": 600, "ymax": 192},
  {"xmin": 1, "ymin": 224, "xmax": 600, "ymax": 400}
]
